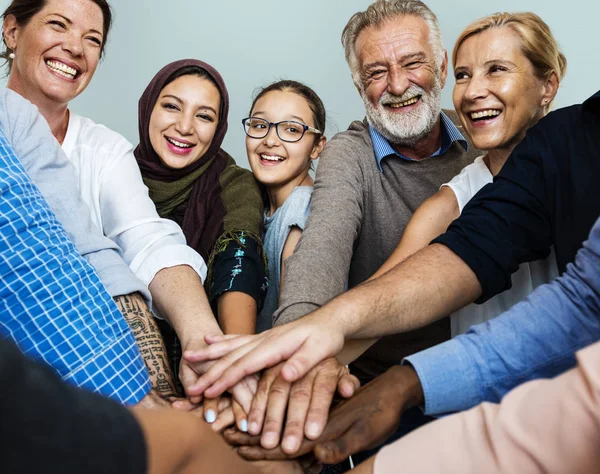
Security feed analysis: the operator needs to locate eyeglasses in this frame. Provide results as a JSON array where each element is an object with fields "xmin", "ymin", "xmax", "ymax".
[{"xmin": 242, "ymin": 117, "xmax": 322, "ymax": 143}]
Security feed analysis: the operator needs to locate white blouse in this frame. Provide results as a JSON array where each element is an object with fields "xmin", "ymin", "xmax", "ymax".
[
  {"xmin": 61, "ymin": 111, "xmax": 207, "ymax": 287},
  {"xmin": 443, "ymin": 156, "xmax": 559, "ymax": 336}
]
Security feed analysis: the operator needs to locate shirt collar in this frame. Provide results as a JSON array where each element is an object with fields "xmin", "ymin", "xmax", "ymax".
[{"xmin": 369, "ymin": 111, "xmax": 468, "ymax": 172}]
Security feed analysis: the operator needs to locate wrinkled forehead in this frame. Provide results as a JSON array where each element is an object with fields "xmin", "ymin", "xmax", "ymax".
[
  {"xmin": 32, "ymin": 0, "xmax": 105, "ymax": 34},
  {"xmin": 355, "ymin": 15, "xmax": 433, "ymax": 68}
]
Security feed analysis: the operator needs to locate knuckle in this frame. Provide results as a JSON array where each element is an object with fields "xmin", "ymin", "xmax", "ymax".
[
  {"xmin": 290, "ymin": 386, "xmax": 312, "ymax": 400},
  {"xmin": 283, "ymin": 419, "xmax": 303, "ymax": 433},
  {"xmin": 263, "ymin": 416, "xmax": 282, "ymax": 431},
  {"xmin": 269, "ymin": 384, "xmax": 290, "ymax": 397}
]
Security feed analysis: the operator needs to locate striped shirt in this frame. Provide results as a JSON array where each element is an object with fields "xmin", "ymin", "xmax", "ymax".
[
  {"xmin": 369, "ymin": 111, "xmax": 468, "ymax": 172},
  {"xmin": 0, "ymin": 129, "xmax": 150, "ymax": 405}
]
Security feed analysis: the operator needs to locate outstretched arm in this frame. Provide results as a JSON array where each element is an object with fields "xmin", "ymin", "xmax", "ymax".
[
  {"xmin": 372, "ymin": 186, "xmax": 460, "ymax": 279},
  {"xmin": 337, "ymin": 187, "xmax": 460, "ymax": 364},
  {"xmin": 273, "ymin": 133, "xmax": 365, "ymax": 326},
  {"xmin": 372, "ymin": 341, "xmax": 600, "ymax": 474},
  {"xmin": 184, "ymin": 242, "xmax": 479, "ymax": 399}
]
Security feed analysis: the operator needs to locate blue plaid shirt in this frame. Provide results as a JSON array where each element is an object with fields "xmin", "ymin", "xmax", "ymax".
[
  {"xmin": 369, "ymin": 111, "xmax": 468, "ymax": 172},
  {"xmin": 0, "ymin": 130, "xmax": 150, "ymax": 405}
]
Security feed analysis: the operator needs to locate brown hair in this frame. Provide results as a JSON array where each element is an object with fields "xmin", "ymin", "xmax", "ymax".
[
  {"xmin": 1, "ymin": 0, "xmax": 112, "ymax": 64},
  {"xmin": 452, "ymin": 12, "xmax": 566, "ymax": 108},
  {"xmin": 249, "ymin": 79, "xmax": 326, "ymax": 143}
]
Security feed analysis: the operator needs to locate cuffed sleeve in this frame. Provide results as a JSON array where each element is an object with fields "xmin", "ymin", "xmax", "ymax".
[
  {"xmin": 132, "ymin": 242, "xmax": 208, "ymax": 288},
  {"xmin": 404, "ymin": 339, "xmax": 482, "ymax": 415},
  {"xmin": 433, "ymin": 124, "xmax": 554, "ymax": 303},
  {"xmin": 407, "ymin": 215, "xmax": 600, "ymax": 416},
  {"xmin": 209, "ymin": 233, "xmax": 267, "ymax": 310}
]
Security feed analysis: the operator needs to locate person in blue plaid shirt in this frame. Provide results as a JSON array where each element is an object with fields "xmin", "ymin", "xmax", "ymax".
[{"xmin": 0, "ymin": 91, "xmax": 151, "ymax": 405}]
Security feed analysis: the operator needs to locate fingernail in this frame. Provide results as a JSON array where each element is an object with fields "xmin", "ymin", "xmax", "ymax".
[
  {"xmin": 282, "ymin": 436, "xmax": 299, "ymax": 453},
  {"xmin": 248, "ymin": 421, "xmax": 259, "ymax": 434},
  {"xmin": 306, "ymin": 422, "xmax": 321, "ymax": 438},
  {"xmin": 240, "ymin": 419, "xmax": 248, "ymax": 432},
  {"xmin": 205, "ymin": 410, "xmax": 216, "ymax": 423},
  {"xmin": 283, "ymin": 365, "xmax": 297, "ymax": 380},
  {"xmin": 262, "ymin": 433, "xmax": 278, "ymax": 448}
]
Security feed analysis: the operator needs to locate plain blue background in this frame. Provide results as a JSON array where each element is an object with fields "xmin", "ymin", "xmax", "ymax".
[{"xmin": 1, "ymin": 0, "xmax": 595, "ymax": 168}]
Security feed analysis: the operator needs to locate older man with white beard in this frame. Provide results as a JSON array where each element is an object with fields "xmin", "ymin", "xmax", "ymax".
[{"xmin": 260, "ymin": 0, "xmax": 478, "ymax": 454}]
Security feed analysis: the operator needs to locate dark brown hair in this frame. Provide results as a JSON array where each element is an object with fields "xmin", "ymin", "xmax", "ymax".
[
  {"xmin": 1, "ymin": 0, "xmax": 112, "ymax": 63},
  {"xmin": 249, "ymin": 79, "xmax": 326, "ymax": 143}
]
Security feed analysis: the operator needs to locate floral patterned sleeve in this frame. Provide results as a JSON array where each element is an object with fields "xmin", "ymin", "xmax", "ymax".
[{"xmin": 208, "ymin": 231, "xmax": 268, "ymax": 311}]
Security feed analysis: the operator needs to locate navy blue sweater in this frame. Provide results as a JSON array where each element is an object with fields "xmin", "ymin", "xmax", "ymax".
[{"xmin": 435, "ymin": 90, "xmax": 600, "ymax": 303}]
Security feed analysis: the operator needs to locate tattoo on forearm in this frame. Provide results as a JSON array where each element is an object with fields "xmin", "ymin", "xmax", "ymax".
[{"xmin": 114, "ymin": 293, "xmax": 179, "ymax": 398}]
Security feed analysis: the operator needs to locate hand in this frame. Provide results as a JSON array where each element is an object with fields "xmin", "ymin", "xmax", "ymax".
[
  {"xmin": 137, "ymin": 389, "xmax": 180, "ymax": 409},
  {"xmin": 250, "ymin": 460, "xmax": 307, "ymax": 474},
  {"xmin": 247, "ymin": 359, "xmax": 360, "ymax": 454},
  {"xmin": 227, "ymin": 365, "xmax": 424, "ymax": 464},
  {"xmin": 250, "ymin": 456, "xmax": 321, "ymax": 474},
  {"xmin": 207, "ymin": 396, "xmax": 250, "ymax": 433},
  {"xmin": 172, "ymin": 385, "xmax": 253, "ymax": 433},
  {"xmin": 180, "ymin": 340, "xmax": 259, "ymax": 420},
  {"xmin": 184, "ymin": 317, "xmax": 346, "ymax": 399}
]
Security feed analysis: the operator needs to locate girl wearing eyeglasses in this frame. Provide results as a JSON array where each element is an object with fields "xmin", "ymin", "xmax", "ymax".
[
  {"xmin": 244, "ymin": 80, "xmax": 327, "ymax": 332},
  {"xmin": 134, "ymin": 59, "xmax": 267, "ymax": 430}
]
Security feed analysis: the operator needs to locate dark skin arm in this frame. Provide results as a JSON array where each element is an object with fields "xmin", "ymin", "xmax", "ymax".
[{"xmin": 224, "ymin": 364, "xmax": 423, "ymax": 465}]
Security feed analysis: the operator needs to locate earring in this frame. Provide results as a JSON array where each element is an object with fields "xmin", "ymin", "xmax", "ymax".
[{"xmin": 9, "ymin": 52, "xmax": 15, "ymax": 59}]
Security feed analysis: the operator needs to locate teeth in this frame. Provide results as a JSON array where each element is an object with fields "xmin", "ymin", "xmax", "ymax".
[
  {"xmin": 46, "ymin": 60, "xmax": 77, "ymax": 78},
  {"xmin": 166, "ymin": 137, "xmax": 193, "ymax": 148},
  {"xmin": 388, "ymin": 96, "xmax": 420, "ymax": 108},
  {"xmin": 470, "ymin": 110, "xmax": 501, "ymax": 120},
  {"xmin": 260, "ymin": 154, "xmax": 284, "ymax": 162}
]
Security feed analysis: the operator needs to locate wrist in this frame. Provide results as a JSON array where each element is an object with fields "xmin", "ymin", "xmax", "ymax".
[
  {"xmin": 306, "ymin": 300, "xmax": 355, "ymax": 341},
  {"xmin": 178, "ymin": 325, "xmax": 223, "ymax": 350},
  {"xmin": 384, "ymin": 364, "xmax": 424, "ymax": 411}
]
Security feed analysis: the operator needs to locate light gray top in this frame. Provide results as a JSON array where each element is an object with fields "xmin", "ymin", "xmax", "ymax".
[
  {"xmin": 258, "ymin": 186, "xmax": 312, "ymax": 332},
  {"xmin": 0, "ymin": 88, "xmax": 148, "ymax": 300},
  {"xmin": 274, "ymin": 114, "xmax": 478, "ymax": 380}
]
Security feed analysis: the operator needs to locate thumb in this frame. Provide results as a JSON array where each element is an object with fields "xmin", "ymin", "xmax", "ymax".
[
  {"xmin": 314, "ymin": 431, "xmax": 364, "ymax": 465},
  {"xmin": 180, "ymin": 364, "xmax": 203, "ymax": 403},
  {"xmin": 337, "ymin": 373, "xmax": 361, "ymax": 398}
]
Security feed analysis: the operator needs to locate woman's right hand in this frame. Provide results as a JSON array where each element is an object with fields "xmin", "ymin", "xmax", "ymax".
[{"xmin": 178, "ymin": 341, "xmax": 259, "ymax": 425}]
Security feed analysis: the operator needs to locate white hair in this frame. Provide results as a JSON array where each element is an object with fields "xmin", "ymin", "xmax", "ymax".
[{"xmin": 341, "ymin": 0, "xmax": 445, "ymax": 88}]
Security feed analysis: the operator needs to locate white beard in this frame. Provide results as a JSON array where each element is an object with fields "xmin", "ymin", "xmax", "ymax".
[{"xmin": 363, "ymin": 78, "xmax": 442, "ymax": 146}]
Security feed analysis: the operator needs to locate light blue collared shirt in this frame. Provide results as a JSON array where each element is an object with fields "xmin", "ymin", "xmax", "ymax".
[
  {"xmin": 404, "ymin": 214, "xmax": 600, "ymax": 415},
  {"xmin": 369, "ymin": 111, "xmax": 468, "ymax": 172}
]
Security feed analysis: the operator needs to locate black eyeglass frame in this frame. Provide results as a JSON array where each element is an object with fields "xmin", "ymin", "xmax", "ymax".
[{"xmin": 241, "ymin": 117, "xmax": 322, "ymax": 143}]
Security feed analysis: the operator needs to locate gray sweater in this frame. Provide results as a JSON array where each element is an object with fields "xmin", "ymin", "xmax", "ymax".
[
  {"xmin": 274, "ymin": 114, "xmax": 479, "ymax": 380},
  {"xmin": 0, "ymin": 88, "xmax": 147, "ymax": 300}
]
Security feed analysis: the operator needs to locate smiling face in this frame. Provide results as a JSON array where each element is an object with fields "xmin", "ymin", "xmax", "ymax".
[
  {"xmin": 4, "ymin": 0, "xmax": 104, "ymax": 107},
  {"xmin": 148, "ymin": 74, "xmax": 221, "ymax": 170},
  {"xmin": 246, "ymin": 90, "xmax": 324, "ymax": 189},
  {"xmin": 452, "ymin": 27, "xmax": 548, "ymax": 153},
  {"xmin": 355, "ymin": 14, "xmax": 447, "ymax": 145}
]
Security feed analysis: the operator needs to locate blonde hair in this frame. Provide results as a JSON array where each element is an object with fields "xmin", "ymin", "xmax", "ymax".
[
  {"xmin": 452, "ymin": 12, "xmax": 567, "ymax": 109},
  {"xmin": 342, "ymin": 0, "xmax": 444, "ymax": 88}
]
